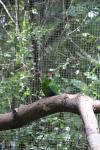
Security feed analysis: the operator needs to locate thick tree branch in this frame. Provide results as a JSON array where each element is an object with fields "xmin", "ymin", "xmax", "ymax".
[
  {"xmin": 0, "ymin": 94, "xmax": 79, "ymax": 131},
  {"xmin": 0, "ymin": 93, "xmax": 100, "ymax": 131},
  {"xmin": 78, "ymin": 97, "xmax": 100, "ymax": 150},
  {"xmin": 0, "ymin": 93, "xmax": 100, "ymax": 149}
]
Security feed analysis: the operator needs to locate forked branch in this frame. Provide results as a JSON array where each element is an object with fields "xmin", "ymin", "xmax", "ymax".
[{"xmin": 0, "ymin": 93, "xmax": 100, "ymax": 150}]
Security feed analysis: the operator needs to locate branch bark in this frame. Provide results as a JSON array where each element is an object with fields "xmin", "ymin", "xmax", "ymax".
[
  {"xmin": 15, "ymin": 0, "xmax": 20, "ymax": 32},
  {"xmin": 78, "ymin": 96, "xmax": 100, "ymax": 150},
  {"xmin": 0, "ymin": 93, "xmax": 100, "ymax": 150}
]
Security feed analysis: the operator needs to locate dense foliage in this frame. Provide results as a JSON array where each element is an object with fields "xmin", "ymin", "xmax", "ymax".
[{"xmin": 0, "ymin": 0, "xmax": 100, "ymax": 149}]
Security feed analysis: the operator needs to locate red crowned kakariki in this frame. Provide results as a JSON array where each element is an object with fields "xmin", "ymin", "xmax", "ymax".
[{"xmin": 41, "ymin": 72, "xmax": 60, "ymax": 97}]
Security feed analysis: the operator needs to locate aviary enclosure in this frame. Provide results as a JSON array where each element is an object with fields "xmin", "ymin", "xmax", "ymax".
[{"xmin": 0, "ymin": 0, "xmax": 100, "ymax": 149}]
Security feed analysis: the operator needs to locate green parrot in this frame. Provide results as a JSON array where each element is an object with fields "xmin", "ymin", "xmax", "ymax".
[{"xmin": 41, "ymin": 73, "xmax": 59, "ymax": 97}]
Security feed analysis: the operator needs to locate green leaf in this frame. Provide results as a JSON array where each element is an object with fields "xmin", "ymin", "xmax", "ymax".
[
  {"xmin": 84, "ymin": 72, "xmax": 98, "ymax": 81},
  {"xmin": 71, "ymin": 79, "xmax": 88, "ymax": 92}
]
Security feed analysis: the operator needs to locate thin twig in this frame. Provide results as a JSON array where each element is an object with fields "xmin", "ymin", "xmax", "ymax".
[{"xmin": 0, "ymin": 0, "xmax": 16, "ymax": 24}]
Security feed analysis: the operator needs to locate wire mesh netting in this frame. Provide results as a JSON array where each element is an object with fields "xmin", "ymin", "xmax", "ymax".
[{"xmin": 0, "ymin": 0, "xmax": 100, "ymax": 149}]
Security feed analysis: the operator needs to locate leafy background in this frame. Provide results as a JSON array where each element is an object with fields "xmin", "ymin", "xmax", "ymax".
[{"xmin": 0, "ymin": 0, "xmax": 100, "ymax": 149}]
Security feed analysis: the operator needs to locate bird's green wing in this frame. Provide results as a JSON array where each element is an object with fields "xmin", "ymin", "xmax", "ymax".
[
  {"xmin": 49, "ymin": 79, "xmax": 59, "ymax": 95},
  {"xmin": 41, "ymin": 75, "xmax": 60, "ymax": 96},
  {"xmin": 41, "ymin": 75, "xmax": 50, "ymax": 96}
]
